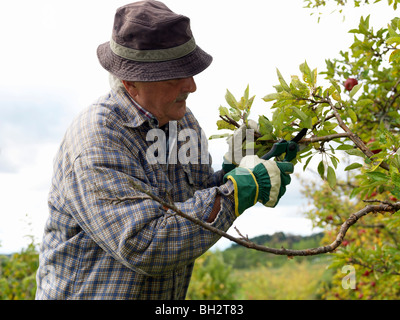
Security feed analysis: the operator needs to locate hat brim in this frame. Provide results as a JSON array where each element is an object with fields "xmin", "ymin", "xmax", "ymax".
[{"xmin": 97, "ymin": 42, "xmax": 213, "ymax": 82}]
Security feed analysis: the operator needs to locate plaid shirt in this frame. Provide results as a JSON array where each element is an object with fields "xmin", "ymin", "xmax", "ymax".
[{"xmin": 36, "ymin": 89, "xmax": 236, "ymax": 300}]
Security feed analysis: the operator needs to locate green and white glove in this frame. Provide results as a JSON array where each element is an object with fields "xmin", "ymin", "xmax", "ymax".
[
  {"xmin": 223, "ymin": 155, "xmax": 294, "ymax": 216},
  {"xmin": 222, "ymin": 120, "xmax": 259, "ymax": 173}
]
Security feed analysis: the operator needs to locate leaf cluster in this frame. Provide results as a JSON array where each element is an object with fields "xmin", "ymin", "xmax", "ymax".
[{"xmin": 304, "ymin": 0, "xmax": 399, "ymax": 11}]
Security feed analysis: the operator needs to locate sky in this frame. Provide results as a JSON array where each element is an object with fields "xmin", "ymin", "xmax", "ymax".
[{"xmin": 0, "ymin": 0, "xmax": 397, "ymax": 253}]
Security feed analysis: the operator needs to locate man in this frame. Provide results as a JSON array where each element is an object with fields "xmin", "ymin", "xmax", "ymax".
[{"xmin": 36, "ymin": 0, "xmax": 293, "ymax": 299}]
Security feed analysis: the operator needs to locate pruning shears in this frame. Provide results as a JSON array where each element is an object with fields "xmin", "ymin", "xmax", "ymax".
[{"xmin": 261, "ymin": 128, "xmax": 308, "ymax": 162}]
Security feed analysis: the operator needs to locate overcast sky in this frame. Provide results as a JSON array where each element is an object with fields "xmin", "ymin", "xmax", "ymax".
[{"xmin": 0, "ymin": 0, "xmax": 396, "ymax": 253}]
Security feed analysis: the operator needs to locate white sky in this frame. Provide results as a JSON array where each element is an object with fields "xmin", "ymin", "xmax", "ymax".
[{"xmin": 0, "ymin": 0, "xmax": 397, "ymax": 253}]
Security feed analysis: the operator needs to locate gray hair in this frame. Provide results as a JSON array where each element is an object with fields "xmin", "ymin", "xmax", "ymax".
[{"xmin": 109, "ymin": 73, "xmax": 126, "ymax": 92}]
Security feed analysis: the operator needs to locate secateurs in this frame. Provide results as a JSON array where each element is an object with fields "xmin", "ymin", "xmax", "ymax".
[{"xmin": 261, "ymin": 128, "xmax": 308, "ymax": 162}]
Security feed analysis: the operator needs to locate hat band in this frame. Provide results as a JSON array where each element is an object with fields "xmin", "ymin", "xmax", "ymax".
[{"xmin": 110, "ymin": 38, "xmax": 197, "ymax": 62}]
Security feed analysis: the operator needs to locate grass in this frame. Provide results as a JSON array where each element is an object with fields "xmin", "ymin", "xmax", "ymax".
[{"xmin": 234, "ymin": 259, "xmax": 332, "ymax": 300}]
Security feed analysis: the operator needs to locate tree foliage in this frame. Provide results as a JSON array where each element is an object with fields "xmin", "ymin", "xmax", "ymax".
[
  {"xmin": 0, "ymin": 239, "xmax": 38, "ymax": 300},
  {"xmin": 213, "ymin": 0, "xmax": 400, "ymax": 299}
]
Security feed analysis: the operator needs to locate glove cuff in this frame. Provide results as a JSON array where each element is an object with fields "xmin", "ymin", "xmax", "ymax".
[
  {"xmin": 252, "ymin": 161, "xmax": 282, "ymax": 208},
  {"xmin": 222, "ymin": 154, "xmax": 237, "ymax": 173},
  {"xmin": 223, "ymin": 167, "xmax": 259, "ymax": 216}
]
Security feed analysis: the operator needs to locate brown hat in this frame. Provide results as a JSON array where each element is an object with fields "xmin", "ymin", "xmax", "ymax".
[{"xmin": 97, "ymin": 0, "xmax": 213, "ymax": 82}]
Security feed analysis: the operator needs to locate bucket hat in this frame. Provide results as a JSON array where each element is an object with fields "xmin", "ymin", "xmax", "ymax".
[{"xmin": 97, "ymin": 0, "xmax": 213, "ymax": 82}]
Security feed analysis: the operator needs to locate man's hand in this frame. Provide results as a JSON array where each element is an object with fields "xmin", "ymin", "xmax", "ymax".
[{"xmin": 223, "ymin": 155, "xmax": 294, "ymax": 216}]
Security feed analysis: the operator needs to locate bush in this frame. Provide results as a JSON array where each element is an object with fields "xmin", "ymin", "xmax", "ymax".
[
  {"xmin": 187, "ymin": 250, "xmax": 242, "ymax": 300},
  {"xmin": 0, "ymin": 240, "xmax": 39, "ymax": 300}
]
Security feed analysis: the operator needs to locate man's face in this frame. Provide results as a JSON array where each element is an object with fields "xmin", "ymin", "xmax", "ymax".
[{"xmin": 124, "ymin": 77, "xmax": 197, "ymax": 127}]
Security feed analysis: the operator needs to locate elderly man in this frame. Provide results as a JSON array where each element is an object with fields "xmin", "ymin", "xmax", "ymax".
[{"xmin": 36, "ymin": 0, "xmax": 293, "ymax": 299}]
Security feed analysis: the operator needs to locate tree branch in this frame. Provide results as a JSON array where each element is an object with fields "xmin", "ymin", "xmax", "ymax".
[
  {"xmin": 102, "ymin": 182, "xmax": 400, "ymax": 257},
  {"xmin": 321, "ymin": 96, "xmax": 390, "ymax": 171}
]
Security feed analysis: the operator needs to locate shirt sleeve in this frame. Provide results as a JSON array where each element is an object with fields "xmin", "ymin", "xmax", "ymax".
[{"xmin": 65, "ymin": 145, "xmax": 236, "ymax": 277}]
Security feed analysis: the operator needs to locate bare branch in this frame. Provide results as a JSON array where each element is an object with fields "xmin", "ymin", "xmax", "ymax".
[{"xmin": 102, "ymin": 182, "xmax": 400, "ymax": 257}]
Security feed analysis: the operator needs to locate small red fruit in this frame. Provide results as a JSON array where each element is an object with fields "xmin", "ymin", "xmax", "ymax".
[
  {"xmin": 344, "ymin": 78, "xmax": 358, "ymax": 91},
  {"xmin": 367, "ymin": 138, "xmax": 382, "ymax": 154},
  {"xmin": 390, "ymin": 195, "xmax": 398, "ymax": 202}
]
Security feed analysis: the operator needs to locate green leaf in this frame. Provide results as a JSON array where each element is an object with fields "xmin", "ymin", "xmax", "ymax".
[
  {"xmin": 291, "ymin": 106, "xmax": 308, "ymax": 122},
  {"xmin": 350, "ymin": 186, "xmax": 364, "ymax": 199},
  {"xmin": 290, "ymin": 107, "xmax": 312, "ymax": 129},
  {"xmin": 225, "ymin": 90, "xmax": 238, "ymax": 109},
  {"xmin": 346, "ymin": 148, "xmax": 366, "ymax": 158},
  {"xmin": 386, "ymin": 36, "xmax": 400, "ymax": 45},
  {"xmin": 332, "ymin": 91, "xmax": 341, "ymax": 101},
  {"xmin": 244, "ymin": 142, "xmax": 257, "ymax": 150},
  {"xmin": 345, "ymin": 163, "xmax": 363, "ymax": 171},
  {"xmin": 312, "ymin": 68, "xmax": 318, "ymax": 86},
  {"xmin": 366, "ymin": 171, "xmax": 389, "ymax": 182},
  {"xmin": 263, "ymin": 93, "xmax": 280, "ymax": 102},
  {"xmin": 391, "ymin": 172, "xmax": 400, "ymax": 187},
  {"xmin": 356, "ymin": 99, "xmax": 374, "ymax": 107},
  {"xmin": 389, "ymin": 49, "xmax": 400, "ymax": 63},
  {"xmin": 299, "ymin": 61, "xmax": 312, "ymax": 85},
  {"xmin": 327, "ymin": 166, "xmax": 337, "ymax": 189},
  {"xmin": 219, "ymin": 106, "xmax": 230, "ymax": 117},
  {"xmin": 244, "ymin": 85, "xmax": 250, "ymax": 101},
  {"xmin": 323, "ymin": 122, "xmax": 338, "ymax": 131},
  {"xmin": 216, "ymin": 119, "xmax": 236, "ymax": 131},
  {"xmin": 347, "ymin": 108, "xmax": 358, "ymax": 123},
  {"xmin": 349, "ymin": 83, "xmax": 362, "ymax": 98},
  {"xmin": 209, "ymin": 133, "xmax": 231, "ymax": 140},
  {"xmin": 336, "ymin": 144, "xmax": 354, "ymax": 150},
  {"xmin": 303, "ymin": 155, "xmax": 313, "ymax": 171},
  {"xmin": 329, "ymin": 78, "xmax": 341, "ymax": 93},
  {"xmin": 258, "ymin": 115, "xmax": 273, "ymax": 135},
  {"xmin": 257, "ymin": 133, "xmax": 274, "ymax": 141},
  {"xmin": 276, "ymin": 68, "xmax": 290, "ymax": 92},
  {"xmin": 318, "ymin": 160, "xmax": 325, "ymax": 179}
]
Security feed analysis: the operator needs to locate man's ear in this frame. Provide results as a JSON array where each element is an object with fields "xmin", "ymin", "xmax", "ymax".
[{"xmin": 122, "ymin": 80, "xmax": 139, "ymax": 98}]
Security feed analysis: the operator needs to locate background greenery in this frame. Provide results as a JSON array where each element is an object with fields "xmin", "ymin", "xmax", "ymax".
[
  {"xmin": 1, "ymin": 233, "xmax": 333, "ymax": 300},
  {"xmin": 2, "ymin": 0, "xmax": 400, "ymax": 300}
]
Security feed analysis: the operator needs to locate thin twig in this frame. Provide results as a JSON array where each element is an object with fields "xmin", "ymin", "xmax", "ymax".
[{"xmin": 234, "ymin": 226, "xmax": 251, "ymax": 242}]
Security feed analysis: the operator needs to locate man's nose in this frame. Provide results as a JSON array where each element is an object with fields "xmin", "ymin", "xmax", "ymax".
[{"xmin": 181, "ymin": 77, "xmax": 197, "ymax": 93}]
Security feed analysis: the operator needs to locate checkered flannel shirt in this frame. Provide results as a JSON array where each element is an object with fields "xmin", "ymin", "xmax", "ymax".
[{"xmin": 36, "ymin": 89, "xmax": 236, "ymax": 300}]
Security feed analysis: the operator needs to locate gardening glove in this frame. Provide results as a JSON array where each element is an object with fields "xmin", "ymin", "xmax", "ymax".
[
  {"xmin": 222, "ymin": 119, "xmax": 259, "ymax": 173},
  {"xmin": 223, "ymin": 155, "xmax": 294, "ymax": 216}
]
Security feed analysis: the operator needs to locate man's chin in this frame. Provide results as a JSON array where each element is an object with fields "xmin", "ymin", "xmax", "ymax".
[{"xmin": 174, "ymin": 102, "xmax": 187, "ymax": 119}]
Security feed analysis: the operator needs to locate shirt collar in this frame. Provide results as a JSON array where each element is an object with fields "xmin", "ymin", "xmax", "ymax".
[
  {"xmin": 113, "ymin": 89, "xmax": 159, "ymax": 129},
  {"xmin": 129, "ymin": 96, "xmax": 160, "ymax": 127}
]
